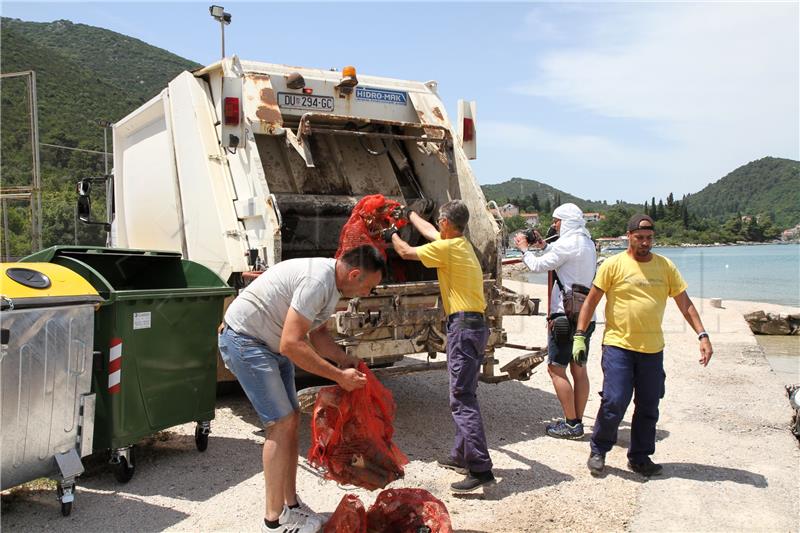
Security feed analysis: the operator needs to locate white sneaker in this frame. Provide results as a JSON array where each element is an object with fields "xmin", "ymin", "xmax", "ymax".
[
  {"xmin": 261, "ymin": 512, "xmax": 320, "ymax": 533},
  {"xmin": 284, "ymin": 496, "xmax": 324, "ymax": 530}
]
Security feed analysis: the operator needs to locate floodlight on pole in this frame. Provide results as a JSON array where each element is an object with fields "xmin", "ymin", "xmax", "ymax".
[{"xmin": 209, "ymin": 5, "xmax": 231, "ymax": 59}]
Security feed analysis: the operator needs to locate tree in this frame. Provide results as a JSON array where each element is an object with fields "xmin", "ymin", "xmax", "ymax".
[
  {"xmin": 723, "ymin": 215, "xmax": 743, "ymax": 239},
  {"xmin": 589, "ymin": 205, "xmax": 635, "ymax": 238},
  {"xmin": 656, "ymin": 200, "xmax": 665, "ymax": 220},
  {"xmin": 530, "ymin": 192, "xmax": 540, "ymax": 211},
  {"xmin": 757, "ymin": 214, "xmax": 780, "ymax": 240},
  {"xmin": 743, "ymin": 218, "xmax": 764, "ymax": 241},
  {"xmin": 504, "ymin": 215, "xmax": 526, "ymax": 233}
]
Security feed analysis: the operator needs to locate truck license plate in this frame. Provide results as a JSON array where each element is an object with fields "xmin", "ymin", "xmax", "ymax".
[{"xmin": 277, "ymin": 92, "xmax": 334, "ymax": 112}]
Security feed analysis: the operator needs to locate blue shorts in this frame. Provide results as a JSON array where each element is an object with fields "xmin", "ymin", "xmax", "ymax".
[
  {"xmin": 547, "ymin": 319, "xmax": 595, "ymax": 367},
  {"xmin": 218, "ymin": 325, "xmax": 299, "ymax": 425}
]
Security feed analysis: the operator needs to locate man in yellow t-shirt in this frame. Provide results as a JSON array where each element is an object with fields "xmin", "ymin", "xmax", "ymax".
[
  {"xmin": 573, "ymin": 214, "xmax": 713, "ymax": 478},
  {"xmin": 385, "ymin": 199, "xmax": 494, "ymax": 493}
]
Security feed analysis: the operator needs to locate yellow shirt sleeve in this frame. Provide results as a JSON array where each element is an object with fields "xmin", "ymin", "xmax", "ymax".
[
  {"xmin": 666, "ymin": 257, "xmax": 688, "ymax": 297},
  {"xmin": 414, "ymin": 235, "xmax": 486, "ymax": 315},
  {"xmin": 593, "ymin": 254, "xmax": 618, "ymax": 292},
  {"xmin": 416, "ymin": 235, "xmax": 449, "ymax": 269}
]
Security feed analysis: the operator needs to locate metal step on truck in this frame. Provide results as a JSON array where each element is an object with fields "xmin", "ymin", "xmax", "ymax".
[{"xmin": 78, "ymin": 56, "xmax": 541, "ymax": 383}]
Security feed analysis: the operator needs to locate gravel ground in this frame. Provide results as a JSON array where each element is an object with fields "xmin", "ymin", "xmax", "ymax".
[{"xmin": 2, "ymin": 280, "xmax": 798, "ymax": 532}]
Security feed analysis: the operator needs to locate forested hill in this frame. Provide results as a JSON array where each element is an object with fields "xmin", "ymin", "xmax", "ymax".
[
  {"xmin": 1, "ymin": 18, "xmax": 200, "ymax": 168},
  {"xmin": 684, "ymin": 157, "xmax": 800, "ymax": 228},
  {"xmin": 0, "ymin": 18, "xmax": 200, "ymax": 256},
  {"xmin": 481, "ymin": 177, "xmax": 640, "ymax": 213},
  {"xmin": 2, "ymin": 18, "xmax": 200, "ymax": 103}
]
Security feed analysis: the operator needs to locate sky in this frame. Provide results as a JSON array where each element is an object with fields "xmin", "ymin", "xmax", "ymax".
[{"xmin": 3, "ymin": 1, "xmax": 799, "ymax": 204}]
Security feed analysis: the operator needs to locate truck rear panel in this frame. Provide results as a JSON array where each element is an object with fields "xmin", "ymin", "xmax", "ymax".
[{"xmin": 110, "ymin": 57, "xmax": 538, "ymax": 378}]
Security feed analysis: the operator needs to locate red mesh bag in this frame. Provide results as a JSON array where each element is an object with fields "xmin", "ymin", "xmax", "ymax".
[
  {"xmin": 308, "ymin": 361, "xmax": 408, "ymax": 490},
  {"xmin": 366, "ymin": 488, "xmax": 453, "ymax": 533},
  {"xmin": 335, "ymin": 194, "xmax": 407, "ymax": 260},
  {"xmin": 323, "ymin": 494, "xmax": 367, "ymax": 533}
]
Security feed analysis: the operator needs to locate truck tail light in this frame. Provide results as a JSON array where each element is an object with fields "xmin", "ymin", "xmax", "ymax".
[
  {"xmin": 224, "ymin": 97, "xmax": 240, "ymax": 126},
  {"xmin": 462, "ymin": 117, "xmax": 475, "ymax": 142}
]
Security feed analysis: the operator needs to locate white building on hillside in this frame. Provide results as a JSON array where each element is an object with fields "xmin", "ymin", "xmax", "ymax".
[{"xmin": 500, "ymin": 204, "xmax": 519, "ymax": 218}]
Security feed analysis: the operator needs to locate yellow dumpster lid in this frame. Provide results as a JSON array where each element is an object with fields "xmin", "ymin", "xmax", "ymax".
[{"xmin": 1, "ymin": 263, "xmax": 100, "ymax": 308}]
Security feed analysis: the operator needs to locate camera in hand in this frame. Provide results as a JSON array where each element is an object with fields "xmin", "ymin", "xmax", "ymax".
[
  {"xmin": 522, "ymin": 228, "xmax": 542, "ymax": 245},
  {"xmin": 521, "ymin": 224, "xmax": 558, "ymax": 246}
]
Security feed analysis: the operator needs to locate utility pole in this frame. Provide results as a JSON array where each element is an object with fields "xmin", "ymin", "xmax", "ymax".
[
  {"xmin": 95, "ymin": 119, "xmax": 113, "ymax": 245},
  {"xmin": 97, "ymin": 120, "xmax": 111, "ymax": 175},
  {"xmin": 0, "ymin": 70, "xmax": 42, "ymax": 255},
  {"xmin": 209, "ymin": 5, "xmax": 232, "ymax": 59}
]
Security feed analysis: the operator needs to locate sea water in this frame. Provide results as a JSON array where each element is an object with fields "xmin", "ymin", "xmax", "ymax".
[
  {"xmin": 657, "ymin": 244, "xmax": 799, "ymax": 384},
  {"xmin": 521, "ymin": 243, "xmax": 799, "ymax": 306},
  {"xmin": 655, "ymin": 244, "xmax": 799, "ymax": 307},
  {"xmin": 520, "ymin": 243, "xmax": 800, "ymax": 382}
]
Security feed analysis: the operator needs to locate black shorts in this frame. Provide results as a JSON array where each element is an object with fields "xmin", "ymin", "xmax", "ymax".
[{"xmin": 547, "ymin": 319, "xmax": 595, "ymax": 367}]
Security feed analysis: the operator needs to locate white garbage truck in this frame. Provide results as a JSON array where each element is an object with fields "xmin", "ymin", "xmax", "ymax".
[{"xmin": 78, "ymin": 56, "xmax": 540, "ymax": 381}]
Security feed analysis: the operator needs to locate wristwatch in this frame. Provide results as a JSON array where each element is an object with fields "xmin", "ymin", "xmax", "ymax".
[{"xmin": 698, "ymin": 331, "xmax": 709, "ymax": 341}]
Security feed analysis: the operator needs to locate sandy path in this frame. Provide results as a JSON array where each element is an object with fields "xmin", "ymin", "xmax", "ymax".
[{"xmin": 2, "ymin": 281, "xmax": 798, "ymax": 532}]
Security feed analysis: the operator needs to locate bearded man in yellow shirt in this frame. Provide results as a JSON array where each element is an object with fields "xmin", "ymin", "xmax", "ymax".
[
  {"xmin": 384, "ymin": 199, "xmax": 495, "ymax": 493},
  {"xmin": 573, "ymin": 214, "xmax": 713, "ymax": 477}
]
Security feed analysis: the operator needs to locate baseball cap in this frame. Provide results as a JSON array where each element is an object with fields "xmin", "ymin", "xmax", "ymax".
[{"xmin": 627, "ymin": 214, "xmax": 655, "ymax": 232}]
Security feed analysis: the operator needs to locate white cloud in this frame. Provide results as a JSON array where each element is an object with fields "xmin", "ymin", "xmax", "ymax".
[
  {"xmin": 480, "ymin": 120, "xmax": 654, "ymax": 166},
  {"xmin": 499, "ymin": 3, "xmax": 799, "ymax": 199},
  {"xmin": 517, "ymin": 4, "xmax": 798, "ymax": 125},
  {"xmin": 512, "ymin": 8, "xmax": 564, "ymax": 42}
]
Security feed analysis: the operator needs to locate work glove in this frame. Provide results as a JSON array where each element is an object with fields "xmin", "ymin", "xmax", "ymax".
[
  {"xmin": 572, "ymin": 334, "xmax": 587, "ymax": 366},
  {"xmin": 390, "ymin": 204, "xmax": 406, "ymax": 220},
  {"xmin": 407, "ymin": 198, "xmax": 436, "ymax": 218},
  {"xmin": 382, "ymin": 226, "xmax": 398, "ymax": 243}
]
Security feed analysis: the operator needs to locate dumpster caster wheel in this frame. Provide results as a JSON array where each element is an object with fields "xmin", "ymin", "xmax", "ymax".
[
  {"xmin": 57, "ymin": 483, "xmax": 75, "ymax": 516},
  {"xmin": 195, "ymin": 423, "xmax": 209, "ymax": 452},
  {"xmin": 112, "ymin": 450, "xmax": 135, "ymax": 483}
]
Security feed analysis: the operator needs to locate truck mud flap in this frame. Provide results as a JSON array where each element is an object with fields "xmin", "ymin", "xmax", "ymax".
[{"xmin": 480, "ymin": 344, "xmax": 546, "ymax": 384}]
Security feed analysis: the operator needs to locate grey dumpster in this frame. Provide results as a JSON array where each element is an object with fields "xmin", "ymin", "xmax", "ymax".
[{"xmin": 1, "ymin": 263, "xmax": 102, "ymax": 516}]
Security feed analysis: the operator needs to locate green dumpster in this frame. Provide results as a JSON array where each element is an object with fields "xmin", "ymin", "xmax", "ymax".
[{"xmin": 23, "ymin": 246, "xmax": 234, "ymax": 482}]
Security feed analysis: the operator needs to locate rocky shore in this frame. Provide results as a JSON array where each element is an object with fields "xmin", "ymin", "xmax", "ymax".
[{"xmin": 2, "ymin": 281, "xmax": 798, "ymax": 532}]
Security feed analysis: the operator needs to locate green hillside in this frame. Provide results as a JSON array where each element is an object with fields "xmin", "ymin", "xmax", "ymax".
[
  {"xmin": 1, "ymin": 18, "xmax": 795, "ymax": 255},
  {"xmin": 2, "ymin": 18, "xmax": 200, "ymax": 103},
  {"xmin": 0, "ymin": 18, "xmax": 200, "ymax": 257},
  {"xmin": 684, "ymin": 157, "xmax": 800, "ymax": 228},
  {"xmin": 481, "ymin": 177, "xmax": 640, "ymax": 213}
]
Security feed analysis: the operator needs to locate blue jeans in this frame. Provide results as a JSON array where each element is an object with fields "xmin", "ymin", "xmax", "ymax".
[
  {"xmin": 218, "ymin": 325, "xmax": 299, "ymax": 425},
  {"xmin": 446, "ymin": 312, "xmax": 493, "ymax": 473},
  {"xmin": 590, "ymin": 345, "xmax": 665, "ymax": 463}
]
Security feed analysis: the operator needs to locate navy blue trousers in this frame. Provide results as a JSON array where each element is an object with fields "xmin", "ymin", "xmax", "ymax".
[
  {"xmin": 590, "ymin": 345, "xmax": 665, "ymax": 463},
  {"xmin": 446, "ymin": 312, "xmax": 493, "ymax": 473}
]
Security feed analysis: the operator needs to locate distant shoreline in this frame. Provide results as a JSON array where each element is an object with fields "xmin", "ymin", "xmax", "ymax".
[{"xmin": 654, "ymin": 241, "xmax": 799, "ymax": 248}]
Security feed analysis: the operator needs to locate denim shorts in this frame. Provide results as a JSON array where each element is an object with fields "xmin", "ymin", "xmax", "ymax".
[
  {"xmin": 547, "ymin": 319, "xmax": 595, "ymax": 367},
  {"xmin": 218, "ymin": 325, "xmax": 299, "ymax": 425}
]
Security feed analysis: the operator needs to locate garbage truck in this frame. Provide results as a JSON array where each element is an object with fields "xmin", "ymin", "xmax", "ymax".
[{"xmin": 78, "ymin": 56, "xmax": 540, "ymax": 381}]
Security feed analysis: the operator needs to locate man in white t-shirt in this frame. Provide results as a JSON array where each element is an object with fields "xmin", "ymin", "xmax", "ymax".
[
  {"xmin": 219, "ymin": 245, "xmax": 385, "ymax": 533},
  {"xmin": 514, "ymin": 203, "xmax": 597, "ymax": 439}
]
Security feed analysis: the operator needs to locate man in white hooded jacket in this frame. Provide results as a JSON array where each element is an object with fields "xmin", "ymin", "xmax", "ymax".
[{"xmin": 514, "ymin": 203, "xmax": 597, "ymax": 439}]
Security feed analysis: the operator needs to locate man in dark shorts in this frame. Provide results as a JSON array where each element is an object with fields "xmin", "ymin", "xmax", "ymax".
[{"xmin": 514, "ymin": 203, "xmax": 597, "ymax": 439}]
